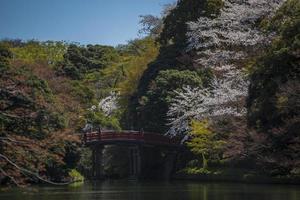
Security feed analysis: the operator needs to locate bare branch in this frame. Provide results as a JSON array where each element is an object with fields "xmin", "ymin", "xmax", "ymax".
[{"xmin": 0, "ymin": 153, "xmax": 73, "ymax": 186}]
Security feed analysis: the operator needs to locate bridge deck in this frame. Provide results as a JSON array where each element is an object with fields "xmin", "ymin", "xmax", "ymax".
[{"xmin": 83, "ymin": 130, "xmax": 179, "ymax": 147}]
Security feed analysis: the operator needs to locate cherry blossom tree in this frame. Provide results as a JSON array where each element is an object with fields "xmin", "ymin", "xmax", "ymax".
[
  {"xmin": 87, "ymin": 91, "xmax": 119, "ymax": 117},
  {"xmin": 97, "ymin": 91, "xmax": 119, "ymax": 116},
  {"xmin": 167, "ymin": 68, "xmax": 248, "ymax": 137},
  {"xmin": 84, "ymin": 92, "xmax": 120, "ymax": 132},
  {"xmin": 167, "ymin": 0, "xmax": 286, "ymax": 138},
  {"xmin": 187, "ymin": 0, "xmax": 286, "ymax": 73},
  {"xmin": 187, "ymin": 0, "xmax": 285, "ymax": 50}
]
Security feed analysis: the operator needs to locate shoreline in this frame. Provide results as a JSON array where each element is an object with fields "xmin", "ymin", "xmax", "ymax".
[{"xmin": 172, "ymin": 172, "xmax": 300, "ymax": 185}]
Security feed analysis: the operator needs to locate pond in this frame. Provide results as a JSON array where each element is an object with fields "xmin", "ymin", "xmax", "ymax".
[{"xmin": 1, "ymin": 181, "xmax": 300, "ymax": 200}]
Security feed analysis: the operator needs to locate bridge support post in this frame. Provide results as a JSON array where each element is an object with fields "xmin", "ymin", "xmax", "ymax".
[
  {"xmin": 129, "ymin": 146, "xmax": 141, "ymax": 178},
  {"xmin": 92, "ymin": 145, "xmax": 104, "ymax": 179},
  {"xmin": 163, "ymin": 150, "xmax": 178, "ymax": 180}
]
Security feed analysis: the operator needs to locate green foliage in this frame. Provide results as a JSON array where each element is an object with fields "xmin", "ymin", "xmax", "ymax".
[
  {"xmin": 187, "ymin": 120, "xmax": 226, "ymax": 169},
  {"xmin": 1, "ymin": 27, "xmax": 158, "ymax": 185},
  {"xmin": 77, "ymin": 148, "xmax": 93, "ymax": 172},
  {"xmin": 206, "ymin": 0, "xmax": 224, "ymax": 16},
  {"xmin": 7, "ymin": 40, "xmax": 67, "ymax": 64},
  {"xmin": 58, "ymin": 44, "xmax": 119, "ymax": 79},
  {"xmin": 68, "ymin": 169, "xmax": 84, "ymax": 182},
  {"xmin": 0, "ymin": 44, "xmax": 12, "ymax": 72},
  {"xmin": 148, "ymin": 69, "xmax": 204, "ymax": 103},
  {"xmin": 159, "ymin": 0, "xmax": 222, "ymax": 47},
  {"xmin": 85, "ymin": 110, "xmax": 121, "ymax": 131},
  {"xmin": 0, "ymin": 41, "xmax": 85, "ymax": 185},
  {"xmin": 263, "ymin": 0, "xmax": 300, "ymax": 33},
  {"xmin": 132, "ymin": 0, "xmax": 219, "ymax": 133},
  {"xmin": 117, "ymin": 37, "xmax": 159, "ymax": 97},
  {"xmin": 43, "ymin": 133, "xmax": 81, "ymax": 182},
  {"xmin": 133, "ymin": 69, "xmax": 204, "ymax": 132},
  {"xmin": 70, "ymin": 81, "xmax": 95, "ymax": 104},
  {"xmin": 1, "ymin": 0, "xmax": 298, "ymax": 184},
  {"xmin": 247, "ymin": 0, "xmax": 300, "ymax": 176},
  {"xmin": 181, "ymin": 167, "xmax": 212, "ymax": 175},
  {"xmin": 248, "ymin": 0, "xmax": 300, "ymax": 131},
  {"xmin": 0, "ymin": 65, "xmax": 66, "ymax": 138}
]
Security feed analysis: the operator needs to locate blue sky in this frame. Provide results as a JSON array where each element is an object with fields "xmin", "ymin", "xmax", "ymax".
[{"xmin": 0, "ymin": 0, "xmax": 175, "ymax": 46}]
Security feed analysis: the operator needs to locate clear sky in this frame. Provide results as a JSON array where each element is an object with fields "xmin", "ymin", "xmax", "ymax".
[{"xmin": 0, "ymin": 0, "xmax": 175, "ymax": 46}]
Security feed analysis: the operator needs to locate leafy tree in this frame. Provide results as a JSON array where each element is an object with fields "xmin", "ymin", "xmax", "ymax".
[
  {"xmin": 6, "ymin": 40, "xmax": 67, "ymax": 65},
  {"xmin": 71, "ymin": 80, "xmax": 95, "ymax": 104},
  {"xmin": 248, "ymin": 0, "xmax": 300, "ymax": 131},
  {"xmin": 132, "ymin": 0, "xmax": 224, "ymax": 133},
  {"xmin": 58, "ymin": 44, "xmax": 119, "ymax": 79},
  {"xmin": 0, "ymin": 65, "xmax": 64, "ymax": 138},
  {"xmin": 0, "ymin": 46, "xmax": 82, "ymax": 185},
  {"xmin": 159, "ymin": 0, "xmax": 223, "ymax": 47},
  {"xmin": 133, "ymin": 69, "xmax": 205, "ymax": 132},
  {"xmin": 139, "ymin": 15, "xmax": 162, "ymax": 37},
  {"xmin": 0, "ymin": 131, "xmax": 80, "ymax": 186},
  {"xmin": 167, "ymin": 0, "xmax": 285, "ymax": 139},
  {"xmin": 167, "ymin": 69, "xmax": 248, "ymax": 138},
  {"xmin": 84, "ymin": 111, "xmax": 120, "ymax": 131},
  {"xmin": 0, "ymin": 43, "xmax": 13, "ymax": 72},
  {"xmin": 187, "ymin": 120, "xmax": 225, "ymax": 169},
  {"xmin": 246, "ymin": 0, "xmax": 300, "ymax": 175},
  {"xmin": 116, "ymin": 37, "xmax": 159, "ymax": 98},
  {"xmin": 85, "ymin": 92, "xmax": 121, "ymax": 131}
]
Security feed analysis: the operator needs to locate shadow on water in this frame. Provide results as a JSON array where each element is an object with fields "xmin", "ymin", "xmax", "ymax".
[{"xmin": 1, "ymin": 180, "xmax": 300, "ymax": 200}]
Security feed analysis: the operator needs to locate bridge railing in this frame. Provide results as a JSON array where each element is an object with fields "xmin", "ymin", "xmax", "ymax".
[{"xmin": 83, "ymin": 130, "xmax": 179, "ymax": 146}]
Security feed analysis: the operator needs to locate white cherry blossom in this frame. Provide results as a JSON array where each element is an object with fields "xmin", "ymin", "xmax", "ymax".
[
  {"xmin": 167, "ymin": 0, "xmax": 285, "ymax": 137},
  {"xmin": 98, "ymin": 91, "xmax": 119, "ymax": 116}
]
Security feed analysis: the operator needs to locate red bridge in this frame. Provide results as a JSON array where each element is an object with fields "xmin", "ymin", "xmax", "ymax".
[
  {"xmin": 83, "ymin": 130, "xmax": 179, "ymax": 147},
  {"xmin": 82, "ymin": 130, "xmax": 180, "ymax": 180}
]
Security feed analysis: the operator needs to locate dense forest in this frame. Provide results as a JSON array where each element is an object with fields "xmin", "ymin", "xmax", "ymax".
[{"xmin": 0, "ymin": 0, "xmax": 299, "ymax": 186}]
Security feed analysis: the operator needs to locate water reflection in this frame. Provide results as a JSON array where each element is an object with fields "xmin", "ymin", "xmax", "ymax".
[{"xmin": 1, "ymin": 181, "xmax": 300, "ymax": 200}]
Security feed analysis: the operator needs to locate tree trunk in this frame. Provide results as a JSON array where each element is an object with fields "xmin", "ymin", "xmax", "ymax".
[{"xmin": 202, "ymin": 153, "xmax": 208, "ymax": 169}]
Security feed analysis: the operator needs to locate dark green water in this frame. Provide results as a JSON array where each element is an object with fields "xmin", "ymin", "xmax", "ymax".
[{"xmin": 1, "ymin": 181, "xmax": 300, "ymax": 200}]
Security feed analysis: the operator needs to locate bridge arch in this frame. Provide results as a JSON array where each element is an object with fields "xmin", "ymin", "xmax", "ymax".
[{"xmin": 82, "ymin": 130, "xmax": 180, "ymax": 179}]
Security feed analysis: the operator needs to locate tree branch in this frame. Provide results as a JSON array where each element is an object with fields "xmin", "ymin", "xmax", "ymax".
[{"xmin": 0, "ymin": 153, "xmax": 74, "ymax": 186}]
